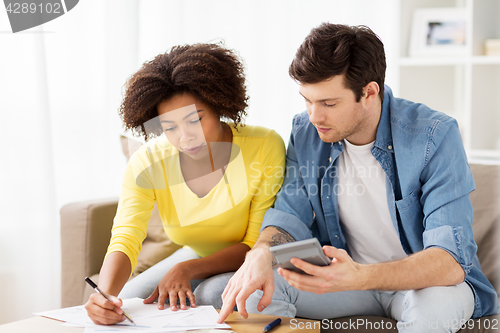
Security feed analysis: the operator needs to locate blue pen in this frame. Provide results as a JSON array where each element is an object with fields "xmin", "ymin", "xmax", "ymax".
[{"xmin": 262, "ymin": 318, "xmax": 281, "ymax": 332}]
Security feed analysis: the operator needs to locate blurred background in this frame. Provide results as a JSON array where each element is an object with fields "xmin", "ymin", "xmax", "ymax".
[{"xmin": 1, "ymin": 0, "xmax": 498, "ymax": 324}]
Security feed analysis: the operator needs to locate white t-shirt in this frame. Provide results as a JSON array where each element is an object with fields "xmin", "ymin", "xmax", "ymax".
[{"xmin": 337, "ymin": 139, "xmax": 407, "ymax": 264}]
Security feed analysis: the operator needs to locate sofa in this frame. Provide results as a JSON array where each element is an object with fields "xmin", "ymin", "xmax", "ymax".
[{"xmin": 60, "ymin": 153, "xmax": 500, "ymax": 332}]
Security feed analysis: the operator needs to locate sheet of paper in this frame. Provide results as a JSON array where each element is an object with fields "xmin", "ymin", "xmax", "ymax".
[
  {"xmin": 35, "ymin": 304, "xmax": 94, "ymax": 327},
  {"xmin": 83, "ymin": 307, "xmax": 230, "ymax": 332},
  {"xmin": 86, "ymin": 308, "xmax": 205, "ymax": 332},
  {"xmin": 158, "ymin": 306, "xmax": 231, "ymax": 332},
  {"xmin": 35, "ymin": 298, "xmax": 231, "ymax": 332},
  {"xmin": 35, "ymin": 298, "xmax": 187, "ymax": 327}
]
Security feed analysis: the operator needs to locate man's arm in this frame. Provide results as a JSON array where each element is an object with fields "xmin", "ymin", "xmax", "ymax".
[
  {"xmin": 268, "ymin": 226, "xmax": 295, "ymax": 265},
  {"xmin": 269, "ymin": 226, "xmax": 296, "ymax": 246},
  {"xmin": 217, "ymin": 226, "xmax": 294, "ymax": 323},
  {"xmin": 279, "ymin": 245, "xmax": 464, "ymax": 294},
  {"xmin": 363, "ymin": 247, "xmax": 464, "ymax": 290}
]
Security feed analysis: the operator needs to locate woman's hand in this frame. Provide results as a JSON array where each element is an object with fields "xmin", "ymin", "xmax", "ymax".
[
  {"xmin": 144, "ymin": 262, "xmax": 195, "ymax": 311},
  {"xmin": 84, "ymin": 293, "xmax": 125, "ymax": 325}
]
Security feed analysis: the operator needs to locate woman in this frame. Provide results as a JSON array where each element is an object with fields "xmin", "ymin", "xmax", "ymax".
[{"xmin": 84, "ymin": 43, "xmax": 285, "ymax": 325}]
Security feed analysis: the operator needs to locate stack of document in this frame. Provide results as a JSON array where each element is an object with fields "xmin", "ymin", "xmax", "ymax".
[{"xmin": 34, "ymin": 298, "xmax": 233, "ymax": 332}]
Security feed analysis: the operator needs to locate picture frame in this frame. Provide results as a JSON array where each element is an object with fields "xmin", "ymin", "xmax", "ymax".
[{"xmin": 409, "ymin": 8, "xmax": 468, "ymax": 57}]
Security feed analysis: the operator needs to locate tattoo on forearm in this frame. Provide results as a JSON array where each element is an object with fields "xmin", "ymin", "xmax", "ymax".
[
  {"xmin": 269, "ymin": 227, "xmax": 295, "ymax": 246},
  {"xmin": 268, "ymin": 227, "xmax": 295, "ymax": 266}
]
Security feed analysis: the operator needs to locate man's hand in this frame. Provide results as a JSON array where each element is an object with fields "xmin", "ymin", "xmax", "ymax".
[
  {"xmin": 278, "ymin": 246, "xmax": 366, "ymax": 294},
  {"xmin": 217, "ymin": 247, "xmax": 275, "ymax": 323},
  {"xmin": 144, "ymin": 262, "xmax": 195, "ymax": 311}
]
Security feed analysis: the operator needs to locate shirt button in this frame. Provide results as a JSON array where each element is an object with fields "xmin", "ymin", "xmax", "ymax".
[
  {"xmin": 388, "ymin": 145, "xmax": 393, "ymax": 150},
  {"xmin": 329, "ymin": 157, "xmax": 332, "ymax": 162}
]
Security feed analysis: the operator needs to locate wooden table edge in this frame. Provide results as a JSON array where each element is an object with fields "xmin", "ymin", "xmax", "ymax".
[{"xmin": 0, "ymin": 311, "xmax": 320, "ymax": 333}]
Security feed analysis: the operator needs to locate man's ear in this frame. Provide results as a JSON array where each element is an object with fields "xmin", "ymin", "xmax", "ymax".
[{"xmin": 362, "ymin": 81, "xmax": 380, "ymax": 105}]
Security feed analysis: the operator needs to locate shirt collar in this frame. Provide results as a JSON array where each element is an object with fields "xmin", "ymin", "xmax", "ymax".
[{"xmin": 373, "ymin": 85, "xmax": 394, "ymax": 153}]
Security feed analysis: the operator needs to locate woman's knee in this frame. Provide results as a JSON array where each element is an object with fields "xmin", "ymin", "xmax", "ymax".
[
  {"xmin": 193, "ymin": 272, "xmax": 234, "ymax": 309},
  {"xmin": 119, "ymin": 248, "xmax": 200, "ymax": 299}
]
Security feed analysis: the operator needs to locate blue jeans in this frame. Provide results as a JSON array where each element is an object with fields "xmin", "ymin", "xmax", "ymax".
[
  {"xmin": 119, "ymin": 247, "xmax": 233, "ymax": 309},
  {"xmin": 246, "ymin": 269, "xmax": 475, "ymax": 333}
]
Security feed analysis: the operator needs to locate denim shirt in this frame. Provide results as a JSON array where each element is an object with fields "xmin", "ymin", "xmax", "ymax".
[{"xmin": 262, "ymin": 86, "xmax": 498, "ymax": 318}]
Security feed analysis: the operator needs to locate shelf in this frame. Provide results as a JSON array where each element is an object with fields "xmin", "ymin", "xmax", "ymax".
[
  {"xmin": 467, "ymin": 150, "xmax": 500, "ymax": 164},
  {"xmin": 398, "ymin": 0, "xmax": 500, "ymax": 157},
  {"xmin": 399, "ymin": 56, "xmax": 500, "ymax": 66},
  {"xmin": 399, "ymin": 57, "xmax": 468, "ymax": 66},
  {"xmin": 471, "ymin": 56, "xmax": 500, "ymax": 65}
]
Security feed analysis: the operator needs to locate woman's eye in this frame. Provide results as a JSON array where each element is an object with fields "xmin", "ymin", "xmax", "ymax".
[
  {"xmin": 164, "ymin": 127, "xmax": 176, "ymax": 132},
  {"xmin": 190, "ymin": 117, "xmax": 201, "ymax": 124}
]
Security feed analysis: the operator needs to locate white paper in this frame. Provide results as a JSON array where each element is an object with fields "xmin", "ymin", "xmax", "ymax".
[
  {"xmin": 35, "ymin": 298, "xmax": 231, "ymax": 332},
  {"xmin": 35, "ymin": 304, "xmax": 94, "ymax": 327},
  {"xmin": 159, "ymin": 306, "xmax": 230, "ymax": 331}
]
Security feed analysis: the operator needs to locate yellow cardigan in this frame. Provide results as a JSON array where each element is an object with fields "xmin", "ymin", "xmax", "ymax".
[{"xmin": 106, "ymin": 124, "xmax": 286, "ymax": 271}]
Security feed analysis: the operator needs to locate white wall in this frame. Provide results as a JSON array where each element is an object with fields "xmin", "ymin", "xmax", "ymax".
[
  {"xmin": 0, "ymin": 0, "xmax": 398, "ymax": 324},
  {"xmin": 137, "ymin": 0, "xmax": 400, "ymax": 142}
]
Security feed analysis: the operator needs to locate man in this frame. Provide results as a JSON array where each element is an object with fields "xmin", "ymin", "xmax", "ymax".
[{"xmin": 217, "ymin": 23, "xmax": 498, "ymax": 332}]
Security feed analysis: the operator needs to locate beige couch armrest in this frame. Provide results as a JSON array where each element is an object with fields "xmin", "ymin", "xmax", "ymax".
[
  {"xmin": 470, "ymin": 163, "xmax": 500, "ymax": 295},
  {"xmin": 60, "ymin": 198, "xmax": 118, "ymax": 307}
]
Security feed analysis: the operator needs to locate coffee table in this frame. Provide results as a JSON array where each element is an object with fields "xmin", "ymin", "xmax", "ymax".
[{"xmin": 0, "ymin": 312, "xmax": 320, "ymax": 332}]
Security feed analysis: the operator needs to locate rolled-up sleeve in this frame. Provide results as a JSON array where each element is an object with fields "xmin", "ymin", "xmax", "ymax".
[
  {"xmin": 420, "ymin": 120, "xmax": 476, "ymax": 278},
  {"xmin": 261, "ymin": 116, "xmax": 314, "ymax": 241}
]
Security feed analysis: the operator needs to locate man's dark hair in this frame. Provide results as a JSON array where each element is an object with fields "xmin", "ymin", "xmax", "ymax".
[
  {"xmin": 289, "ymin": 23, "xmax": 386, "ymax": 102},
  {"xmin": 120, "ymin": 43, "xmax": 248, "ymax": 140}
]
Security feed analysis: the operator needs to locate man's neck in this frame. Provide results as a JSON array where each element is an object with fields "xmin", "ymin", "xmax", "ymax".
[{"xmin": 346, "ymin": 100, "xmax": 382, "ymax": 146}]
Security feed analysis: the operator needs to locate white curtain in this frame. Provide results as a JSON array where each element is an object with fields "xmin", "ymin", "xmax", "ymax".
[{"xmin": 0, "ymin": 0, "xmax": 398, "ymax": 323}]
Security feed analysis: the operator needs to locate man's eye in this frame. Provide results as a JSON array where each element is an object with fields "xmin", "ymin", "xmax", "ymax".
[{"xmin": 324, "ymin": 103, "xmax": 335, "ymax": 107}]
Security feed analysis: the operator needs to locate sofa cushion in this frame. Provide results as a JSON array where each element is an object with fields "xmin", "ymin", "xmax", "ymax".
[
  {"xmin": 470, "ymin": 163, "xmax": 500, "ymax": 294},
  {"xmin": 120, "ymin": 135, "xmax": 182, "ymax": 277}
]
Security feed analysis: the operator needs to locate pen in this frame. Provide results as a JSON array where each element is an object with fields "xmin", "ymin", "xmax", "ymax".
[
  {"xmin": 262, "ymin": 318, "xmax": 281, "ymax": 332},
  {"xmin": 84, "ymin": 276, "xmax": 135, "ymax": 325}
]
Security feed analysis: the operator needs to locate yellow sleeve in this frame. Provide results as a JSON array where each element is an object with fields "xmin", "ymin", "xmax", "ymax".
[
  {"xmin": 241, "ymin": 130, "xmax": 286, "ymax": 248},
  {"xmin": 105, "ymin": 146, "xmax": 158, "ymax": 273}
]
